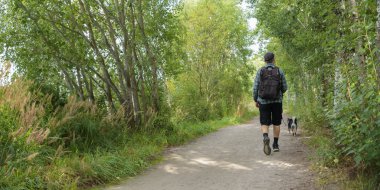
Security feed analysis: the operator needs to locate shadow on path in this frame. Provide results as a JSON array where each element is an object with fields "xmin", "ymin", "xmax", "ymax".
[{"xmin": 106, "ymin": 117, "xmax": 315, "ymax": 190}]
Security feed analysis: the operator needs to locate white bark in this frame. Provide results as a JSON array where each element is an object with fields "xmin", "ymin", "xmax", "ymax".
[
  {"xmin": 376, "ymin": 0, "xmax": 380, "ymax": 86},
  {"xmin": 334, "ymin": 60, "xmax": 343, "ymax": 113}
]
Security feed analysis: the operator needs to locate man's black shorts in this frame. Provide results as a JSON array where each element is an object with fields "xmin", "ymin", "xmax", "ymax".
[{"xmin": 259, "ymin": 103, "xmax": 282, "ymax": 126}]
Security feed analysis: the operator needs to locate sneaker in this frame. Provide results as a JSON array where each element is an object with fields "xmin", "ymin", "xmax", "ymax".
[
  {"xmin": 263, "ymin": 136, "xmax": 271, "ymax": 155},
  {"xmin": 273, "ymin": 144, "xmax": 280, "ymax": 152}
]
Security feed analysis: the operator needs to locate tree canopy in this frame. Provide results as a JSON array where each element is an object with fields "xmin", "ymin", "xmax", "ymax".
[{"xmin": 254, "ymin": 0, "xmax": 380, "ymax": 179}]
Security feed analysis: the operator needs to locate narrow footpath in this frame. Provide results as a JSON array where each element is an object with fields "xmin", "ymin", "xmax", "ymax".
[{"xmin": 107, "ymin": 117, "xmax": 315, "ymax": 190}]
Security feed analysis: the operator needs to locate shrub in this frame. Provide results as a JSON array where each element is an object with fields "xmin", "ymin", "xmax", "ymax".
[
  {"xmin": 0, "ymin": 80, "xmax": 49, "ymax": 168},
  {"xmin": 329, "ymin": 85, "xmax": 380, "ymax": 172}
]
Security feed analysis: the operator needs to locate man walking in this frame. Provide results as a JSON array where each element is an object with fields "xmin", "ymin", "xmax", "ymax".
[{"xmin": 253, "ymin": 52, "xmax": 287, "ymax": 155}]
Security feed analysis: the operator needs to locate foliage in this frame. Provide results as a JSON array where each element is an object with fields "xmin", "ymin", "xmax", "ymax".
[
  {"xmin": 0, "ymin": 80, "xmax": 49, "ymax": 169},
  {"xmin": 0, "ymin": 0, "xmax": 256, "ymax": 188},
  {"xmin": 253, "ymin": 0, "xmax": 380, "ymax": 185},
  {"xmin": 0, "ymin": 79, "xmax": 255, "ymax": 189},
  {"xmin": 0, "ymin": 0, "xmax": 184, "ymax": 127},
  {"xmin": 168, "ymin": 0, "xmax": 253, "ymax": 122}
]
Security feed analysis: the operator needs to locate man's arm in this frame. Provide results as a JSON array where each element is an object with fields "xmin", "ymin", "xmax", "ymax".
[
  {"xmin": 253, "ymin": 68, "xmax": 261, "ymax": 102},
  {"xmin": 280, "ymin": 69, "xmax": 287, "ymax": 93}
]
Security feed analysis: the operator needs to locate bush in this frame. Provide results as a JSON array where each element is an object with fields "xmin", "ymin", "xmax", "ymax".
[
  {"xmin": 0, "ymin": 80, "xmax": 49, "ymax": 168},
  {"xmin": 287, "ymin": 74, "xmax": 380, "ymax": 184},
  {"xmin": 0, "ymin": 78, "xmax": 256, "ymax": 189},
  {"xmin": 329, "ymin": 85, "xmax": 380, "ymax": 172},
  {"xmin": 48, "ymin": 97, "xmax": 109, "ymax": 152},
  {"xmin": 0, "ymin": 80, "xmax": 128, "ymax": 188},
  {"xmin": 168, "ymin": 69, "xmax": 250, "ymax": 123}
]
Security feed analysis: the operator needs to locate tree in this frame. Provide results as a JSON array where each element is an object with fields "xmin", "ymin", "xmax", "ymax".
[
  {"xmin": 0, "ymin": 0, "xmax": 183, "ymax": 127},
  {"xmin": 169, "ymin": 0, "xmax": 253, "ymax": 121},
  {"xmin": 253, "ymin": 0, "xmax": 380, "ymax": 176}
]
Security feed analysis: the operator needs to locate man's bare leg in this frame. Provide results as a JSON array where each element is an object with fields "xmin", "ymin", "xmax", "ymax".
[
  {"xmin": 273, "ymin": 125, "xmax": 280, "ymax": 138},
  {"xmin": 273, "ymin": 125, "xmax": 280, "ymax": 151},
  {"xmin": 261, "ymin": 125, "xmax": 269, "ymax": 134},
  {"xmin": 262, "ymin": 125, "xmax": 271, "ymax": 155}
]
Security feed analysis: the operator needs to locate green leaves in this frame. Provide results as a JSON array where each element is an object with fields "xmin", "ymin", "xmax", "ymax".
[
  {"xmin": 168, "ymin": 0, "xmax": 252, "ymax": 122},
  {"xmin": 253, "ymin": 0, "xmax": 380, "ymax": 177}
]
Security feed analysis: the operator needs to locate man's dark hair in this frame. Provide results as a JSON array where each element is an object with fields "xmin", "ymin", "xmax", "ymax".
[{"xmin": 264, "ymin": 52, "xmax": 275, "ymax": 63}]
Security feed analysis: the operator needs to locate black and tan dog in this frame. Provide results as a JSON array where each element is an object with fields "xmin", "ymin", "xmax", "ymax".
[{"xmin": 287, "ymin": 117, "xmax": 298, "ymax": 136}]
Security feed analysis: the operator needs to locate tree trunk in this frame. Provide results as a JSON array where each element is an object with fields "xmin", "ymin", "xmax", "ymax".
[
  {"xmin": 350, "ymin": 0, "xmax": 366, "ymax": 80},
  {"xmin": 321, "ymin": 66, "xmax": 329, "ymax": 108},
  {"xmin": 81, "ymin": 68, "xmax": 95, "ymax": 104},
  {"xmin": 75, "ymin": 66, "xmax": 85, "ymax": 101},
  {"xmin": 137, "ymin": 0, "xmax": 159, "ymax": 113},
  {"xmin": 134, "ymin": 47, "xmax": 148, "ymax": 117},
  {"xmin": 78, "ymin": 0, "xmax": 121, "ymax": 112},
  {"xmin": 97, "ymin": 1, "xmax": 131, "ymax": 105},
  {"xmin": 118, "ymin": 1, "xmax": 136, "ymax": 127},
  {"xmin": 376, "ymin": 0, "xmax": 380, "ymax": 88},
  {"xmin": 129, "ymin": 2, "xmax": 142, "ymax": 125}
]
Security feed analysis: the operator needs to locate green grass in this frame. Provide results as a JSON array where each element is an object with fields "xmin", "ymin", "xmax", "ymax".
[
  {"xmin": 342, "ymin": 173, "xmax": 380, "ymax": 190},
  {"xmin": 299, "ymin": 118, "xmax": 380, "ymax": 190},
  {"xmin": 90, "ymin": 112, "xmax": 256, "ymax": 189},
  {"xmin": 166, "ymin": 116, "xmax": 251, "ymax": 146},
  {"xmin": 2, "ymin": 111, "xmax": 256, "ymax": 190}
]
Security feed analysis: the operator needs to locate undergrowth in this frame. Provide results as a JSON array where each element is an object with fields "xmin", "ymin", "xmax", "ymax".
[
  {"xmin": 286, "ymin": 93, "xmax": 380, "ymax": 190},
  {"xmin": 0, "ymin": 80, "xmax": 257, "ymax": 189}
]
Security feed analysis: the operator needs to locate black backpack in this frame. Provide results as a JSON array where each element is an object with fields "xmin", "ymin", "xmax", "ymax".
[{"xmin": 259, "ymin": 66, "xmax": 281, "ymax": 100}]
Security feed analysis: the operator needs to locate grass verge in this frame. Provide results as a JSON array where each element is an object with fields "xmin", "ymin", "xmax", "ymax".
[
  {"xmin": 93, "ymin": 112, "xmax": 257, "ymax": 189},
  {"xmin": 301, "ymin": 123, "xmax": 379, "ymax": 190},
  {"xmin": 32, "ymin": 111, "xmax": 257, "ymax": 190}
]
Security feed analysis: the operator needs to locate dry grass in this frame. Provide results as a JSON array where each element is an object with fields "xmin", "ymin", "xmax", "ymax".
[
  {"xmin": 50, "ymin": 96, "xmax": 98, "ymax": 128},
  {"xmin": 0, "ymin": 79, "xmax": 50, "ymax": 144}
]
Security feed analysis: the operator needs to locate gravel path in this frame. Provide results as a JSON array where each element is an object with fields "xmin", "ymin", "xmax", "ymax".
[{"xmin": 106, "ymin": 117, "xmax": 315, "ymax": 190}]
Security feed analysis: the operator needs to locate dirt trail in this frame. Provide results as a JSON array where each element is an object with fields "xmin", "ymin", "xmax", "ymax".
[{"xmin": 106, "ymin": 117, "xmax": 315, "ymax": 190}]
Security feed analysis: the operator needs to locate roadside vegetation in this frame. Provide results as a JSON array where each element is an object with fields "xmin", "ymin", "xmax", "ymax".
[
  {"xmin": 1, "ymin": 0, "xmax": 379, "ymax": 189},
  {"xmin": 0, "ymin": 0, "xmax": 256, "ymax": 189},
  {"xmin": 0, "ymin": 80, "xmax": 255, "ymax": 189},
  {"xmin": 253, "ymin": 0, "xmax": 380, "ymax": 189}
]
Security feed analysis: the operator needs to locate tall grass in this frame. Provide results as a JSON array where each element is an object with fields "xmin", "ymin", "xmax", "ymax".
[
  {"xmin": 285, "ymin": 89, "xmax": 380, "ymax": 190},
  {"xmin": 0, "ymin": 79, "xmax": 256, "ymax": 189}
]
